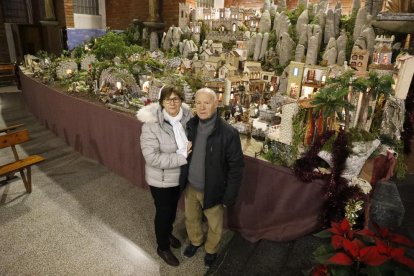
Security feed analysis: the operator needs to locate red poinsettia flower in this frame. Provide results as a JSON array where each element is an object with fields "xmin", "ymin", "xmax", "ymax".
[
  {"xmin": 311, "ymin": 264, "xmax": 329, "ymax": 276},
  {"xmin": 376, "ymin": 239, "xmax": 414, "ymax": 269},
  {"xmin": 329, "ymin": 239, "xmax": 389, "ymax": 266},
  {"xmin": 331, "ymin": 235, "xmax": 346, "ymax": 250},
  {"xmin": 328, "ymin": 252, "xmax": 353, "ymax": 265},
  {"xmin": 358, "ymin": 223, "xmax": 414, "ymax": 247},
  {"xmin": 328, "ymin": 219, "xmax": 354, "ymax": 240}
]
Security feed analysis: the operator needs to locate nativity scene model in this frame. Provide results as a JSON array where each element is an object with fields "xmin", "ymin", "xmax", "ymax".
[
  {"xmin": 16, "ymin": 1, "xmax": 414, "ymax": 273},
  {"xmin": 22, "ymin": 0, "xmax": 414, "ymax": 220}
]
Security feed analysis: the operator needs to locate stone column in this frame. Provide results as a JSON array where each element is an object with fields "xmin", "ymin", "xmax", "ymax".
[
  {"xmin": 144, "ymin": 0, "xmax": 165, "ymax": 51},
  {"xmin": 148, "ymin": 0, "xmax": 160, "ymax": 22}
]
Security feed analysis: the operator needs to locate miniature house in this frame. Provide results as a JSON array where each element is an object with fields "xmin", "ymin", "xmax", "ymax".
[
  {"xmin": 349, "ymin": 49, "xmax": 369, "ymax": 74},
  {"xmin": 219, "ymin": 63, "xmax": 237, "ymax": 78},
  {"xmin": 221, "ymin": 50, "xmax": 241, "ymax": 68},
  {"xmin": 211, "ymin": 42, "xmax": 223, "ymax": 54},
  {"xmin": 180, "ymin": 59, "xmax": 192, "ymax": 74},
  {"xmin": 286, "ymin": 61, "xmax": 305, "ymax": 99},
  {"xmin": 235, "ymin": 41, "xmax": 248, "ymax": 62},
  {"xmin": 371, "ymin": 35, "xmax": 395, "ymax": 71},
  {"xmin": 243, "ymin": 61, "xmax": 262, "ymax": 80},
  {"xmin": 206, "ymin": 55, "xmax": 223, "ymax": 69},
  {"xmin": 192, "ymin": 60, "xmax": 204, "ymax": 74},
  {"xmin": 200, "ymin": 49, "xmax": 214, "ymax": 60},
  {"xmin": 300, "ymin": 65, "xmax": 329, "ymax": 99},
  {"xmin": 201, "ymin": 63, "xmax": 217, "ymax": 78}
]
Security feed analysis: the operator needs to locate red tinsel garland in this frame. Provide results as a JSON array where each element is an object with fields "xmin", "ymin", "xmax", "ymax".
[{"xmin": 294, "ymin": 130, "xmax": 366, "ymax": 227}]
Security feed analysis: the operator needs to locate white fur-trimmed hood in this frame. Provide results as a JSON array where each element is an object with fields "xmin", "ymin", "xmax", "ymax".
[
  {"xmin": 136, "ymin": 102, "xmax": 191, "ymax": 123},
  {"xmin": 136, "ymin": 103, "xmax": 159, "ymax": 123}
]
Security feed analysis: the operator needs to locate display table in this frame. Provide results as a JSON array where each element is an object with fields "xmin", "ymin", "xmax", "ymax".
[{"xmin": 20, "ymin": 72, "xmax": 324, "ymax": 242}]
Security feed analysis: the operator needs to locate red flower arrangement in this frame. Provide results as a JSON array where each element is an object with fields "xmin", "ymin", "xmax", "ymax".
[{"xmin": 311, "ymin": 218, "xmax": 414, "ymax": 275}]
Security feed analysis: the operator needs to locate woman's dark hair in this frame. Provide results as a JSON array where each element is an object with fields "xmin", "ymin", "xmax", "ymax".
[{"xmin": 159, "ymin": 86, "xmax": 185, "ymax": 107}]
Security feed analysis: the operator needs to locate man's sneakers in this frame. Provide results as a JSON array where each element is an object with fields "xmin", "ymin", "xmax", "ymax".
[
  {"xmin": 157, "ymin": 248, "xmax": 179, "ymax": 267},
  {"xmin": 204, "ymin": 253, "xmax": 217, "ymax": 268},
  {"xmin": 183, "ymin": 243, "xmax": 202, "ymax": 258}
]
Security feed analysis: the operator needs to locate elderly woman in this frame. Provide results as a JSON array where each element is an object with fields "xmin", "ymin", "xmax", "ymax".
[{"xmin": 137, "ymin": 86, "xmax": 192, "ymax": 266}]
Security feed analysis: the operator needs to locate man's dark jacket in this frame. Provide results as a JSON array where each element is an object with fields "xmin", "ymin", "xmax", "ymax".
[{"xmin": 179, "ymin": 113, "xmax": 244, "ymax": 210}]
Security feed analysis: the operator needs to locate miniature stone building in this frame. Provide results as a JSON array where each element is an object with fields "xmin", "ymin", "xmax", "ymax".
[{"xmin": 349, "ymin": 49, "xmax": 369, "ymax": 74}]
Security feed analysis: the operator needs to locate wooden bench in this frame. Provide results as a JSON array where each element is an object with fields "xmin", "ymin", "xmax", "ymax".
[
  {"xmin": 0, "ymin": 129, "xmax": 45, "ymax": 193},
  {"xmin": 0, "ymin": 123, "xmax": 25, "ymax": 182},
  {"xmin": 0, "ymin": 63, "xmax": 16, "ymax": 85}
]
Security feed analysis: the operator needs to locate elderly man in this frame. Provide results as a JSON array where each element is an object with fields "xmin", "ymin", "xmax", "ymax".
[{"xmin": 180, "ymin": 88, "xmax": 244, "ymax": 268}]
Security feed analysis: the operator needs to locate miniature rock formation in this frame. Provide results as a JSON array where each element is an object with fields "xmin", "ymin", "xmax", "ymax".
[
  {"xmin": 253, "ymin": 33, "xmax": 263, "ymax": 61},
  {"xmin": 353, "ymin": 7, "xmax": 367, "ymax": 41},
  {"xmin": 259, "ymin": 32, "xmax": 270, "ymax": 60},
  {"xmin": 295, "ymin": 44, "xmax": 306, "ymax": 62},
  {"xmin": 324, "ymin": 9, "xmax": 335, "ymax": 44},
  {"xmin": 276, "ymin": 32, "xmax": 295, "ymax": 66},
  {"xmin": 259, "ymin": 10, "xmax": 272, "ymax": 33},
  {"xmin": 306, "ymin": 35, "xmax": 319, "ymax": 65}
]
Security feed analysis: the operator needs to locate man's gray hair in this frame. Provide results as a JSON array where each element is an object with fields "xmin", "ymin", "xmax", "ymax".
[{"xmin": 195, "ymin": 87, "xmax": 217, "ymax": 100}]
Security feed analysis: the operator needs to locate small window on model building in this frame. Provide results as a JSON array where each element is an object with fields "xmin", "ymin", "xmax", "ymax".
[{"xmin": 293, "ymin": 67, "xmax": 299, "ymax": 76}]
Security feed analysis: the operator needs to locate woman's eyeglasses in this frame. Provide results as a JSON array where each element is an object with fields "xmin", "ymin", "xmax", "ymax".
[{"xmin": 164, "ymin": 97, "xmax": 181, "ymax": 104}]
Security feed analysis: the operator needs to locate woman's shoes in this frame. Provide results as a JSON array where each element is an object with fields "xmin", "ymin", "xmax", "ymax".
[
  {"xmin": 169, "ymin": 234, "xmax": 181, "ymax": 249},
  {"xmin": 157, "ymin": 248, "xmax": 179, "ymax": 267},
  {"xmin": 156, "ymin": 235, "xmax": 181, "ymax": 266}
]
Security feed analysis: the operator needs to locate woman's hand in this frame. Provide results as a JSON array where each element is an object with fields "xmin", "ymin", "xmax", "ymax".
[{"xmin": 187, "ymin": 141, "xmax": 192, "ymax": 155}]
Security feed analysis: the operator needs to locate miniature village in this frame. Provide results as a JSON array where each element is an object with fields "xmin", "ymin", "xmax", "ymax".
[{"xmin": 22, "ymin": 0, "xmax": 414, "ymax": 178}]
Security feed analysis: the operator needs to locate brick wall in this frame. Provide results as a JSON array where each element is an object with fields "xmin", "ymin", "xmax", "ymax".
[
  {"xmin": 0, "ymin": 2, "xmax": 10, "ymax": 63},
  {"xmin": 106, "ymin": 0, "xmax": 148, "ymax": 30},
  {"xmin": 163, "ymin": 0, "xmax": 180, "ymax": 30},
  {"xmin": 106, "ymin": 0, "xmax": 195, "ymax": 31},
  {"xmin": 63, "ymin": 0, "xmax": 74, "ymax": 28}
]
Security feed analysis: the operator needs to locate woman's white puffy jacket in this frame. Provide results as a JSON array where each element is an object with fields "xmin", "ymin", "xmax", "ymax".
[{"xmin": 137, "ymin": 103, "xmax": 192, "ymax": 188}]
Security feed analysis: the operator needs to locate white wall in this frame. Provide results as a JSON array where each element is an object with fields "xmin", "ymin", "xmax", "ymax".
[
  {"xmin": 73, "ymin": 0, "xmax": 106, "ymax": 29},
  {"xmin": 74, "ymin": 14, "xmax": 103, "ymax": 29}
]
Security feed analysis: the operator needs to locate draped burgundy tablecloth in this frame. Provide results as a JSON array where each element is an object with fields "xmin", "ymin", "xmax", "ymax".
[
  {"xmin": 20, "ymin": 72, "xmax": 324, "ymax": 242},
  {"xmin": 20, "ymin": 72, "xmax": 146, "ymax": 187}
]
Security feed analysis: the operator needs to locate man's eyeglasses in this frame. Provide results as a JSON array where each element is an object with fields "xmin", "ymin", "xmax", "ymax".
[{"xmin": 164, "ymin": 97, "xmax": 181, "ymax": 104}]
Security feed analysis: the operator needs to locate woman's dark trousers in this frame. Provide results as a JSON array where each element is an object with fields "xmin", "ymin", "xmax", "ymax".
[{"xmin": 149, "ymin": 185, "xmax": 180, "ymax": 251}]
